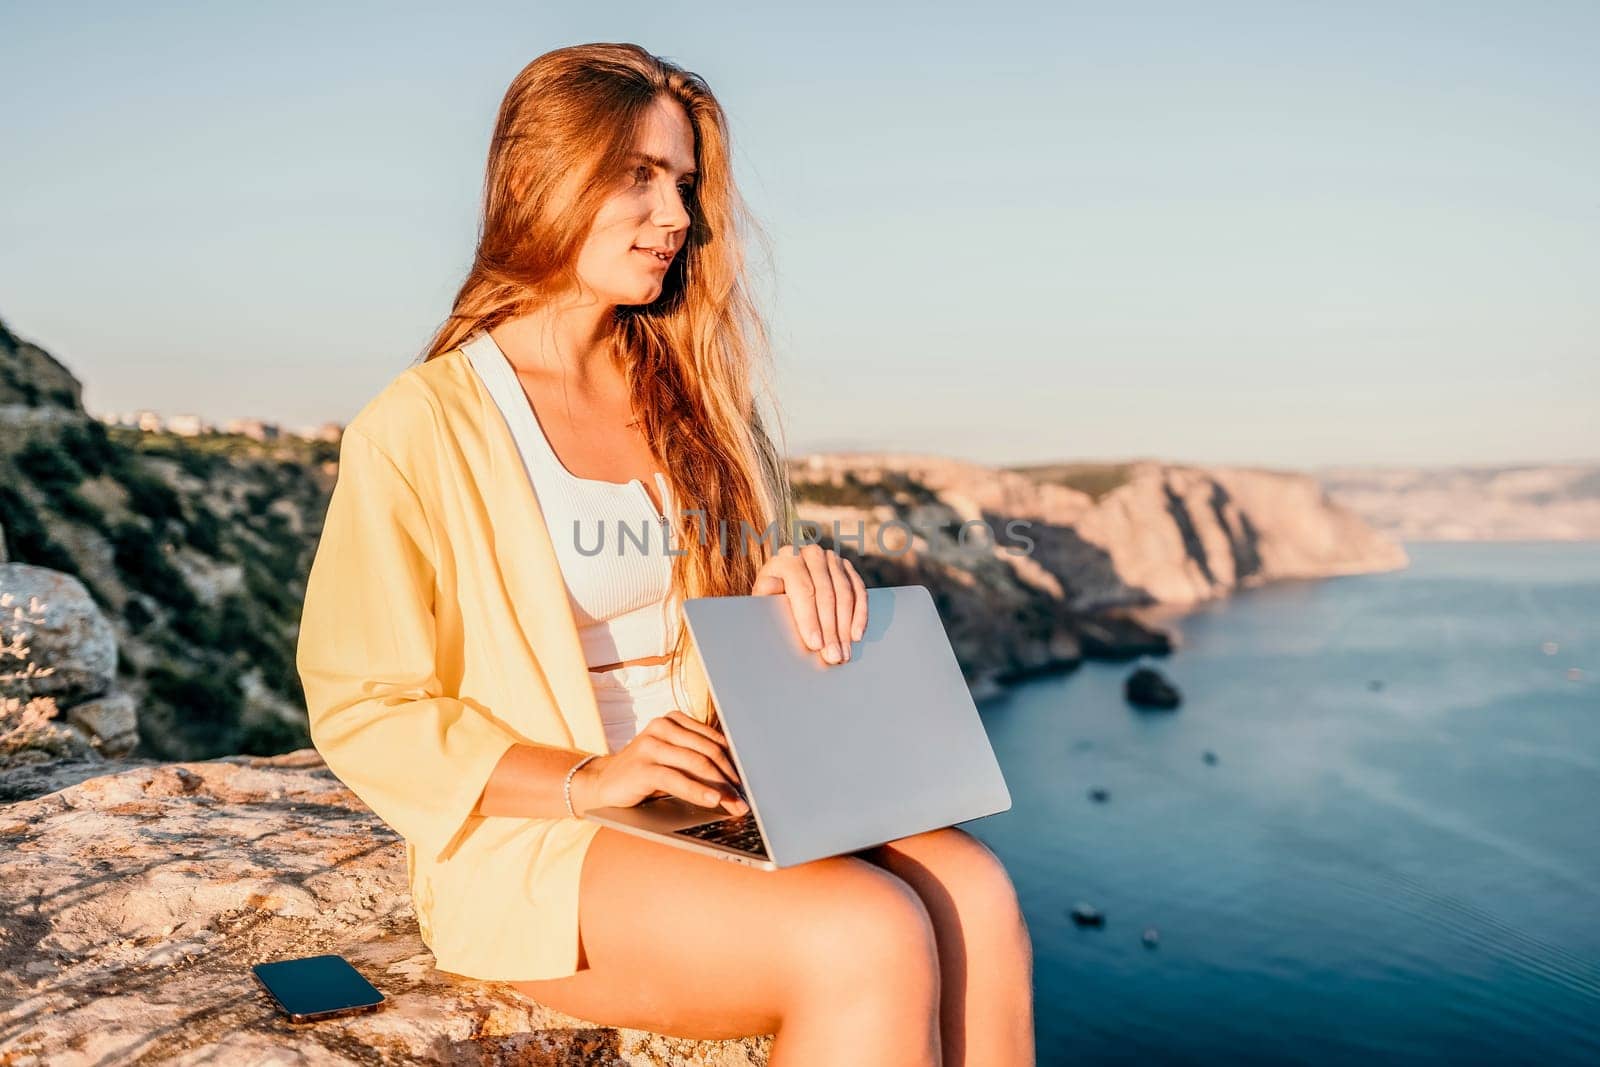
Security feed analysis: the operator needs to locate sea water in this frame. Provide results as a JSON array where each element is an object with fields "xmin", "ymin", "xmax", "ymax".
[{"xmin": 966, "ymin": 541, "xmax": 1600, "ymax": 1065}]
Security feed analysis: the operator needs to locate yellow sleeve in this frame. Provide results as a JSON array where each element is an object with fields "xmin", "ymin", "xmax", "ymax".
[{"xmin": 296, "ymin": 425, "xmax": 520, "ymax": 864}]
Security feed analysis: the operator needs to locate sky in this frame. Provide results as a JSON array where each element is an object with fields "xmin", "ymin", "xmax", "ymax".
[{"xmin": 2, "ymin": 1, "xmax": 1595, "ymax": 470}]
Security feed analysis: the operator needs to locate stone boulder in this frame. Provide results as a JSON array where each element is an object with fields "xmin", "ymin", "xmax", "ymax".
[
  {"xmin": 2, "ymin": 563, "xmax": 139, "ymax": 765},
  {"xmin": 0, "ymin": 563, "xmax": 117, "ymax": 705},
  {"xmin": 0, "ymin": 750, "xmax": 771, "ymax": 1065},
  {"xmin": 1125, "ymin": 666, "xmax": 1182, "ymax": 710},
  {"xmin": 61, "ymin": 690, "xmax": 140, "ymax": 758}
]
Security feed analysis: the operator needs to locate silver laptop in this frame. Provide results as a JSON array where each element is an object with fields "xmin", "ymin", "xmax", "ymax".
[{"xmin": 581, "ymin": 583, "xmax": 1012, "ymax": 869}]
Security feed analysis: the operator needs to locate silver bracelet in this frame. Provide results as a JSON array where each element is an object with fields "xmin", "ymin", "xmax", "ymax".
[{"xmin": 564, "ymin": 753, "xmax": 601, "ymax": 818}]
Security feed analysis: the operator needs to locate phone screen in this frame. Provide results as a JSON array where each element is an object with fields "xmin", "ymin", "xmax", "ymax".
[{"xmin": 252, "ymin": 954, "xmax": 385, "ymax": 1021}]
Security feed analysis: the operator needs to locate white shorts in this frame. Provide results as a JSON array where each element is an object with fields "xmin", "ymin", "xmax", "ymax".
[{"xmin": 589, "ymin": 660, "xmax": 685, "ymax": 754}]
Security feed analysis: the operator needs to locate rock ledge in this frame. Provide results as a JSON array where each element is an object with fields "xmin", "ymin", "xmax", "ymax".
[{"xmin": 0, "ymin": 750, "xmax": 770, "ymax": 1066}]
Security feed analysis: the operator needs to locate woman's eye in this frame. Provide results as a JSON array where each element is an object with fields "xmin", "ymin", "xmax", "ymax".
[{"xmin": 629, "ymin": 166, "xmax": 694, "ymax": 206}]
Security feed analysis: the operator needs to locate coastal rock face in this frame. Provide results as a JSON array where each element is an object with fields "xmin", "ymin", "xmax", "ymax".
[
  {"xmin": 793, "ymin": 454, "xmax": 1407, "ymax": 612},
  {"xmin": 1066, "ymin": 462, "xmax": 1410, "ymax": 609},
  {"xmin": 0, "ymin": 751, "xmax": 771, "ymax": 1066},
  {"xmin": 789, "ymin": 455, "xmax": 1407, "ymax": 690}
]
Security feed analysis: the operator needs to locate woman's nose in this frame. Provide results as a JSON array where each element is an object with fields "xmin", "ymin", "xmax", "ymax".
[{"xmin": 652, "ymin": 183, "xmax": 691, "ymax": 230}]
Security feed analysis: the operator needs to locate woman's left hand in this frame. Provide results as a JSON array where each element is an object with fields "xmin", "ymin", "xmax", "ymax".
[{"xmin": 751, "ymin": 543, "xmax": 867, "ymax": 665}]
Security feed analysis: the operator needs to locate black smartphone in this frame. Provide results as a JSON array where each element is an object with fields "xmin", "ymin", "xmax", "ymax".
[{"xmin": 251, "ymin": 954, "xmax": 386, "ymax": 1024}]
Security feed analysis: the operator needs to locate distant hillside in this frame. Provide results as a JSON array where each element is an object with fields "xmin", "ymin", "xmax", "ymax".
[
  {"xmin": 1, "ymin": 316, "xmax": 333, "ymax": 761},
  {"xmin": 0, "ymin": 317, "xmax": 81, "ymax": 410},
  {"xmin": 1314, "ymin": 463, "xmax": 1600, "ymax": 541},
  {"xmin": 798, "ymin": 452, "xmax": 1408, "ymax": 606}
]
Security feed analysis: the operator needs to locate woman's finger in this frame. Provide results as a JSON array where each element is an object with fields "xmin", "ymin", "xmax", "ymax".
[
  {"xmin": 842, "ymin": 556, "xmax": 868, "ymax": 641},
  {"xmin": 652, "ymin": 739, "xmax": 741, "ymax": 797},
  {"xmin": 638, "ymin": 730, "xmax": 737, "ymax": 790},
  {"xmin": 778, "ymin": 554, "xmax": 821, "ymax": 651},
  {"xmin": 752, "ymin": 542, "xmax": 801, "ymax": 598},
  {"xmin": 664, "ymin": 709, "xmax": 730, "ymax": 748},
  {"xmin": 798, "ymin": 545, "xmax": 842, "ymax": 663},
  {"xmin": 656, "ymin": 714, "xmax": 742, "ymax": 787},
  {"xmin": 651, "ymin": 764, "xmax": 746, "ymax": 812},
  {"xmin": 825, "ymin": 550, "xmax": 854, "ymax": 662}
]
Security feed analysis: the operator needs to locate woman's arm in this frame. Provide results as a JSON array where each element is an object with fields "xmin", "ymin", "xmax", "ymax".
[
  {"xmin": 297, "ymin": 424, "xmax": 526, "ymax": 863},
  {"xmin": 475, "ymin": 742, "xmax": 602, "ymax": 819}
]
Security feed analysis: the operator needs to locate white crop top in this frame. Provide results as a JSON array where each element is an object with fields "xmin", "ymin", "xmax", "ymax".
[{"xmin": 462, "ymin": 329, "xmax": 682, "ymax": 670}]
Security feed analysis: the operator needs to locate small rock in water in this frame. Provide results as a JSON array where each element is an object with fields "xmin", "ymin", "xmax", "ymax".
[
  {"xmin": 1141, "ymin": 926, "xmax": 1160, "ymax": 948},
  {"xmin": 1567, "ymin": 667, "xmax": 1585, "ymax": 681},
  {"xmin": 1367, "ymin": 679, "xmax": 1384, "ymax": 691},
  {"xmin": 1125, "ymin": 667, "xmax": 1181, "ymax": 710},
  {"xmin": 1201, "ymin": 750, "xmax": 1218, "ymax": 765},
  {"xmin": 1542, "ymin": 641, "xmax": 1559, "ymax": 655},
  {"xmin": 1087, "ymin": 787, "xmax": 1109, "ymax": 803},
  {"xmin": 1069, "ymin": 901, "xmax": 1105, "ymax": 927}
]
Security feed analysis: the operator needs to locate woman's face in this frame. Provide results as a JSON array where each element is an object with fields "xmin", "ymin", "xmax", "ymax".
[{"xmin": 574, "ymin": 95, "xmax": 696, "ymax": 308}]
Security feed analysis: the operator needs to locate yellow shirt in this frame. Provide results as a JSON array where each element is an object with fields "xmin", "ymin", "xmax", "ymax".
[{"xmin": 295, "ymin": 343, "xmax": 717, "ymax": 981}]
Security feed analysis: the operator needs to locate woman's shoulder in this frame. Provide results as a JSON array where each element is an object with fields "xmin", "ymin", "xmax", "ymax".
[{"xmin": 344, "ymin": 346, "xmax": 475, "ymax": 460}]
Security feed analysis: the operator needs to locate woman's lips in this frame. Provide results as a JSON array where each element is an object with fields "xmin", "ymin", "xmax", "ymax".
[{"xmin": 633, "ymin": 247, "xmax": 672, "ymax": 269}]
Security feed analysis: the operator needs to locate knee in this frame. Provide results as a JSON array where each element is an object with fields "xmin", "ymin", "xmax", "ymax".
[
  {"xmin": 956, "ymin": 832, "xmax": 1031, "ymax": 954},
  {"xmin": 790, "ymin": 861, "xmax": 941, "ymax": 999},
  {"xmin": 904, "ymin": 828, "xmax": 1032, "ymax": 968}
]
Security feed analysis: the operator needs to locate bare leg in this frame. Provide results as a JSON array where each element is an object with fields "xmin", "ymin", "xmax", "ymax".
[
  {"xmin": 508, "ymin": 827, "xmax": 943, "ymax": 1066},
  {"xmin": 858, "ymin": 828, "xmax": 1035, "ymax": 1067}
]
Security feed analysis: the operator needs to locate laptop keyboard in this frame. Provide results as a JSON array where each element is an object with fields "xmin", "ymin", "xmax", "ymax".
[{"xmin": 673, "ymin": 812, "xmax": 769, "ymax": 859}]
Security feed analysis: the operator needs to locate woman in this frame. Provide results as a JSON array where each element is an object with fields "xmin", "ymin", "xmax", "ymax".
[{"xmin": 297, "ymin": 42, "xmax": 1033, "ymax": 1066}]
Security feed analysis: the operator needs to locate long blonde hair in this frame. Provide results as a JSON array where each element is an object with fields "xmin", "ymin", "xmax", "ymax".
[{"xmin": 421, "ymin": 42, "xmax": 796, "ymax": 701}]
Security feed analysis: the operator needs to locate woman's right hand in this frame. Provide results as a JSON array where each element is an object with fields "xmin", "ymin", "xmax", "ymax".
[{"xmin": 568, "ymin": 711, "xmax": 749, "ymax": 817}]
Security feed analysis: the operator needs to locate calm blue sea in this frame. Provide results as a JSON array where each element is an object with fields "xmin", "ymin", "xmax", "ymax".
[{"xmin": 966, "ymin": 541, "xmax": 1600, "ymax": 1066}]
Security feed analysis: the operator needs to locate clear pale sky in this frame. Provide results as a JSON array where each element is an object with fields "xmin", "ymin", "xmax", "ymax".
[{"xmin": 2, "ymin": 2, "xmax": 1595, "ymax": 469}]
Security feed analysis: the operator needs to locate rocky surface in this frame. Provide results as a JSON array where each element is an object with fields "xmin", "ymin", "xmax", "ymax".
[
  {"xmin": 0, "ymin": 750, "xmax": 771, "ymax": 1066},
  {"xmin": 2, "ymin": 564, "xmax": 139, "ymax": 772},
  {"xmin": 1, "ymin": 563, "xmax": 118, "ymax": 708},
  {"xmin": 791, "ymin": 453, "xmax": 1407, "ymax": 693},
  {"xmin": 796, "ymin": 453, "xmax": 1407, "ymax": 609}
]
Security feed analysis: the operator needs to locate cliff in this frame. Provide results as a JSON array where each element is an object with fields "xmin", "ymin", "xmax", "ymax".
[{"xmin": 791, "ymin": 452, "xmax": 1408, "ymax": 692}]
